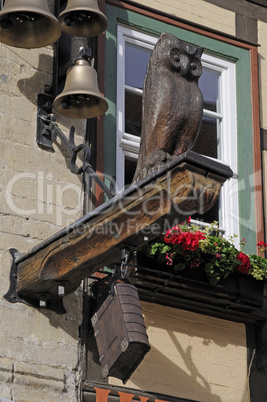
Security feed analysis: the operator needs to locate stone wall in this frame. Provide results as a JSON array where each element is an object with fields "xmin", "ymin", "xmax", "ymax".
[{"xmin": 0, "ymin": 21, "xmax": 85, "ymax": 402}]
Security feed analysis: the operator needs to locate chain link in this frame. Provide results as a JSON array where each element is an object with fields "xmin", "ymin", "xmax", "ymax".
[{"xmin": 120, "ymin": 251, "xmax": 129, "ymax": 278}]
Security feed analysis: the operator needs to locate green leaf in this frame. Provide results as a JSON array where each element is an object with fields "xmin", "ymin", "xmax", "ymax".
[
  {"xmin": 150, "ymin": 243, "xmax": 160, "ymax": 255},
  {"xmin": 209, "ymin": 277, "xmax": 220, "ymax": 285},
  {"xmin": 174, "ymin": 263, "xmax": 186, "ymax": 272},
  {"xmin": 162, "ymin": 245, "xmax": 171, "ymax": 254}
]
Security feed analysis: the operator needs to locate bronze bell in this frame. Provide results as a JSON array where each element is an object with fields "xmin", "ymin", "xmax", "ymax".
[
  {"xmin": 53, "ymin": 59, "xmax": 109, "ymax": 119},
  {"xmin": 0, "ymin": 0, "xmax": 61, "ymax": 49},
  {"xmin": 58, "ymin": 0, "xmax": 108, "ymax": 37}
]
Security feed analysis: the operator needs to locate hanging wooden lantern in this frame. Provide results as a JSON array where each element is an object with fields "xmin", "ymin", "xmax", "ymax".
[{"xmin": 91, "ymin": 281, "xmax": 150, "ymax": 383}]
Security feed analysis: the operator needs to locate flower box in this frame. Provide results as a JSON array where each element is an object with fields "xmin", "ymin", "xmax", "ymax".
[{"xmin": 130, "ymin": 252, "xmax": 264, "ymax": 317}]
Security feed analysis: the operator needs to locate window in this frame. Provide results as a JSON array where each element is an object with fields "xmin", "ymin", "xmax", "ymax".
[
  {"xmin": 116, "ymin": 25, "xmax": 239, "ymax": 241},
  {"xmin": 104, "ymin": 4, "xmax": 259, "ymax": 253},
  {"xmin": 116, "ymin": 27, "xmax": 156, "ymax": 189}
]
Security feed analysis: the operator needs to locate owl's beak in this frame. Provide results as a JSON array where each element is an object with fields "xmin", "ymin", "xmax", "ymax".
[{"xmin": 181, "ymin": 64, "xmax": 190, "ymax": 76}]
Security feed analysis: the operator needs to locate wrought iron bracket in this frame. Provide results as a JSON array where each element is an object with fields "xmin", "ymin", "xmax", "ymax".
[
  {"xmin": 58, "ymin": 46, "xmax": 93, "ymax": 77},
  {"xmin": 4, "ymin": 248, "xmax": 66, "ymax": 314},
  {"xmin": 36, "ymin": 93, "xmax": 114, "ymax": 200}
]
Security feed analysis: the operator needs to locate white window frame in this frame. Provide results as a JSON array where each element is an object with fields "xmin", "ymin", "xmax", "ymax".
[
  {"xmin": 116, "ymin": 25, "xmax": 239, "ymax": 241},
  {"xmin": 116, "ymin": 26, "xmax": 156, "ymax": 189}
]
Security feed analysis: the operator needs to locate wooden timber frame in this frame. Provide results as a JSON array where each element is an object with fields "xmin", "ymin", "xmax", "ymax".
[{"xmin": 5, "ymin": 151, "xmax": 232, "ymax": 312}]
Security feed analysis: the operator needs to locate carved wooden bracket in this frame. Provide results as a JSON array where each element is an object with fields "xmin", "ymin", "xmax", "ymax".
[{"xmin": 5, "ymin": 151, "xmax": 232, "ymax": 311}]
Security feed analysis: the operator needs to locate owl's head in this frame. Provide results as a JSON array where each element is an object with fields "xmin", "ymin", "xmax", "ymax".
[{"xmin": 156, "ymin": 33, "xmax": 203, "ymax": 81}]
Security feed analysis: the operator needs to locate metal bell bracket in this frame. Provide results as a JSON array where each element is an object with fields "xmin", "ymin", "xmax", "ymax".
[
  {"xmin": 36, "ymin": 47, "xmax": 94, "ymax": 146},
  {"xmin": 36, "ymin": 92, "xmax": 113, "ymax": 200},
  {"xmin": 58, "ymin": 46, "xmax": 93, "ymax": 78}
]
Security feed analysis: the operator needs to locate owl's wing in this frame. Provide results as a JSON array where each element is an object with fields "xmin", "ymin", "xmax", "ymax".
[{"xmin": 141, "ymin": 69, "xmax": 175, "ymax": 151}]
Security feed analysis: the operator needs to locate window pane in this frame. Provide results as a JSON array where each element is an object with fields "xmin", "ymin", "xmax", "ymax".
[
  {"xmin": 199, "ymin": 68, "xmax": 220, "ymax": 113},
  {"xmin": 192, "ymin": 199, "xmax": 219, "ymax": 224},
  {"xmin": 125, "ymin": 90, "xmax": 142, "ymax": 136},
  {"xmin": 125, "ymin": 43, "xmax": 151, "ymax": 89},
  {"xmin": 125, "ymin": 158, "xmax": 137, "ymax": 186},
  {"xmin": 192, "ymin": 116, "xmax": 218, "ymax": 158}
]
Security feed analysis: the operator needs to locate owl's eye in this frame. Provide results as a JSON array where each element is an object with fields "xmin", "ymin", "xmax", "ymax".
[
  {"xmin": 170, "ymin": 48, "xmax": 183, "ymax": 71},
  {"xmin": 190, "ymin": 62, "xmax": 197, "ymax": 70}
]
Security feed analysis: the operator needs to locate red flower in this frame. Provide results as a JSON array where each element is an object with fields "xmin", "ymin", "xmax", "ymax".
[
  {"xmin": 166, "ymin": 253, "xmax": 174, "ymax": 266},
  {"xmin": 257, "ymin": 241, "xmax": 267, "ymax": 248},
  {"xmin": 164, "ymin": 227, "xmax": 205, "ymax": 252},
  {"xmin": 186, "ymin": 216, "xmax": 192, "ymax": 223},
  {"xmin": 190, "ymin": 258, "xmax": 200, "ymax": 268},
  {"xmin": 236, "ymin": 252, "xmax": 251, "ymax": 274}
]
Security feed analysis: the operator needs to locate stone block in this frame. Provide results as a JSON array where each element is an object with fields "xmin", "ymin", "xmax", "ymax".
[
  {"xmin": 0, "ymin": 334, "xmax": 78, "ymax": 369},
  {"xmin": 0, "ymin": 387, "xmax": 12, "ymax": 401},
  {"xmin": 14, "ymin": 361, "xmax": 63, "ymax": 382},
  {"xmin": 13, "ymin": 376, "xmax": 63, "ymax": 400},
  {"xmin": 0, "ymin": 45, "xmax": 53, "ymax": 72},
  {"xmin": 22, "ymin": 219, "xmax": 60, "ymax": 242},
  {"xmin": 18, "ymin": 66, "xmax": 52, "ymax": 105},
  {"xmin": 0, "ymin": 357, "xmax": 13, "ymax": 385},
  {"xmin": 0, "ymin": 141, "xmax": 51, "ymax": 175},
  {"xmin": 0, "ymin": 231, "xmax": 39, "ymax": 255},
  {"xmin": 0, "ymin": 214, "xmax": 24, "ymax": 236},
  {"xmin": 0, "ymin": 114, "xmax": 35, "ymax": 146},
  {"xmin": 0, "ymin": 92, "xmax": 37, "ymax": 123},
  {"xmin": 0, "ymin": 306, "xmax": 35, "ymax": 338},
  {"xmin": 32, "ymin": 311, "xmax": 80, "ymax": 346},
  {"xmin": 0, "ymin": 58, "xmax": 23, "ymax": 97}
]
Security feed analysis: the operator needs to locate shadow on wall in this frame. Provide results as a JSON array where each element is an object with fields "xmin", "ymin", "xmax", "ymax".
[
  {"xmin": 38, "ymin": 288, "xmax": 84, "ymax": 341},
  {"xmin": 128, "ymin": 342, "xmax": 222, "ymax": 402},
  {"xmin": 120, "ymin": 304, "xmax": 249, "ymax": 402},
  {"xmin": 17, "ymin": 52, "xmax": 84, "ymax": 181},
  {"xmin": 17, "ymin": 53, "xmax": 53, "ymax": 107}
]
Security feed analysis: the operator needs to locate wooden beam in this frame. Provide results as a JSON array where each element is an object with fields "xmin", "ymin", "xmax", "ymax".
[{"xmin": 12, "ymin": 152, "xmax": 232, "ymax": 304}]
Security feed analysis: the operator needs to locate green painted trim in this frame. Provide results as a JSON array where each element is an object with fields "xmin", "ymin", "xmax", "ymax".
[
  {"xmin": 104, "ymin": 4, "xmax": 257, "ymax": 252},
  {"xmin": 103, "ymin": 13, "xmax": 117, "ymax": 180}
]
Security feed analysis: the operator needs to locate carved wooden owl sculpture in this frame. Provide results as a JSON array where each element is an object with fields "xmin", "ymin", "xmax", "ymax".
[{"xmin": 133, "ymin": 33, "xmax": 204, "ymax": 183}]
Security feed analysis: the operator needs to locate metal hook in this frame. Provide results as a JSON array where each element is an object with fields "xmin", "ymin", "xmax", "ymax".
[
  {"xmin": 70, "ymin": 143, "xmax": 92, "ymax": 175},
  {"xmin": 120, "ymin": 248, "xmax": 130, "ymax": 278}
]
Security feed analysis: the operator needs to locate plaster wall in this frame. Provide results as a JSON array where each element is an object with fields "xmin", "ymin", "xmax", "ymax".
[
  {"xmin": 134, "ymin": 0, "xmax": 236, "ymax": 35},
  {"xmin": 110, "ymin": 302, "xmax": 249, "ymax": 402},
  {"xmin": 0, "ymin": 24, "xmax": 85, "ymax": 402}
]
